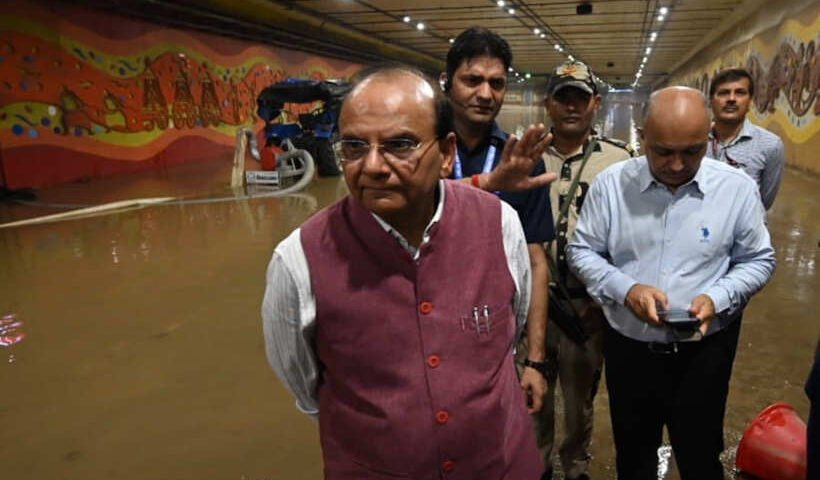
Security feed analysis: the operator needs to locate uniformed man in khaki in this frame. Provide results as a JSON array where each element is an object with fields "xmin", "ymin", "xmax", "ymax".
[{"xmin": 536, "ymin": 60, "xmax": 633, "ymax": 480}]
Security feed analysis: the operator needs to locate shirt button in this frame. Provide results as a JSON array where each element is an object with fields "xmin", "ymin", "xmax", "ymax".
[
  {"xmin": 419, "ymin": 301, "xmax": 433, "ymax": 315},
  {"xmin": 436, "ymin": 410, "xmax": 449, "ymax": 424},
  {"xmin": 427, "ymin": 355, "xmax": 441, "ymax": 368},
  {"xmin": 442, "ymin": 460, "xmax": 455, "ymax": 473}
]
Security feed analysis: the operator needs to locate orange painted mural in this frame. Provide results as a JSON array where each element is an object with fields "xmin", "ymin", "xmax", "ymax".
[
  {"xmin": 687, "ymin": 39, "xmax": 819, "ymax": 123},
  {"xmin": 0, "ymin": 1, "xmax": 361, "ymax": 189},
  {"xmin": 670, "ymin": 6, "xmax": 819, "ymax": 148}
]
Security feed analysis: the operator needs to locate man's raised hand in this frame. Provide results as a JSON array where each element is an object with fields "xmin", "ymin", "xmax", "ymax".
[{"xmin": 483, "ymin": 124, "xmax": 557, "ymax": 192}]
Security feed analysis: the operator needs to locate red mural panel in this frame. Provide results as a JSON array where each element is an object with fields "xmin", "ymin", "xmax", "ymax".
[{"xmin": 0, "ymin": 1, "xmax": 361, "ymax": 189}]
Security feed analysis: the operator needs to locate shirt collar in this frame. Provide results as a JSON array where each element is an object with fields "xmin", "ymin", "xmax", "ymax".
[
  {"xmin": 458, "ymin": 122, "xmax": 507, "ymax": 156},
  {"xmin": 737, "ymin": 117, "xmax": 754, "ymax": 140},
  {"xmin": 370, "ymin": 180, "xmax": 446, "ymax": 259},
  {"xmin": 489, "ymin": 121, "xmax": 508, "ymax": 142},
  {"xmin": 689, "ymin": 161, "xmax": 708, "ymax": 194},
  {"xmin": 708, "ymin": 117, "xmax": 754, "ymax": 146},
  {"xmin": 638, "ymin": 156, "xmax": 656, "ymax": 192},
  {"xmin": 546, "ymin": 133, "xmax": 601, "ymax": 162},
  {"xmin": 637, "ymin": 155, "xmax": 705, "ymax": 195}
]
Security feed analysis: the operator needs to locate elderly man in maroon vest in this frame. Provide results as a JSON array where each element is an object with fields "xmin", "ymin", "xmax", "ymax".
[{"xmin": 262, "ymin": 65, "xmax": 544, "ymax": 479}]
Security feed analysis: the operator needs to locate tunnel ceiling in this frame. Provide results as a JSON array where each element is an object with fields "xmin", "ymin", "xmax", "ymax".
[{"xmin": 70, "ymin": 0, "xmax": 756, "ymax": 89}]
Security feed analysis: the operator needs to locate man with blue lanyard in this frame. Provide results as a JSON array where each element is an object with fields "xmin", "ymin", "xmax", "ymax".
[
  {"xmin": 707, "ymin": 67, "xmax": 785, "ymax": 210},
  {"xmin": 440, "ymin": 27, "xmax": 557, "ymax": 417}
]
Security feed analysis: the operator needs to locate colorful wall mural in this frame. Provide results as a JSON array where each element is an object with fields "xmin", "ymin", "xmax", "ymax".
[
  {"xmin": 667, "ymin": 2, "xmax": 819, "ymax": 173},
  {"xmin": 0, "ymin": 1, "xmax": 361, "ymax": 189}
]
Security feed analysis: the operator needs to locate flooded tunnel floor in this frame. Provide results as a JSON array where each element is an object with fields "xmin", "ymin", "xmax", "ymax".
[{"xmin": 0, "ymin": 126, "xmax": 816, "ymax": 479}]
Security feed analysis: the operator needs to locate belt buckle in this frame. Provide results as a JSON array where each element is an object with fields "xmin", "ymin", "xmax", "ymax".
[{"xmin": 648, "ymin": 341, "xmax": 679, "ymax": 355}]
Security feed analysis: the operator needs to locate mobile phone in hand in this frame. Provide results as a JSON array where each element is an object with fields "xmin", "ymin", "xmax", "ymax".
[{"xmin": 658, "ymin": 309, "xmax": 700, "ymax": 329}]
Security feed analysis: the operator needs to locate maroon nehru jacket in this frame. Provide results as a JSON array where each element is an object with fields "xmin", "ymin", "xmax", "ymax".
[{"xmin": 300, "ymin": 180, "xmax": 542, "ymax": 479}]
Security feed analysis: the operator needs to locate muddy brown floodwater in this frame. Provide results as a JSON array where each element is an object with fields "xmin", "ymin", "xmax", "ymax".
[{"xmin": 0, "ymin": 102, "xmax": 816, "ymax": 480}]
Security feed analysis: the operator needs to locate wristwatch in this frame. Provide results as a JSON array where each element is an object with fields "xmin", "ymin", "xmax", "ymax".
[{"xmin": 523, "ymin": 358, "xmax": 554, "ymax": 378}]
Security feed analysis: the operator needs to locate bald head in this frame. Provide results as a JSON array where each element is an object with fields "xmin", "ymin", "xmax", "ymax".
[
  {"xmin": 643, "ymin": 86, "xmax": 709, "ymax": 133},
  {"xmin": 342, "ymin": 66, "xmax": 453, "ymax": 139},
  {"xmin": 641, "ymin": 87, "xmax": 710, "ymax": 190}
]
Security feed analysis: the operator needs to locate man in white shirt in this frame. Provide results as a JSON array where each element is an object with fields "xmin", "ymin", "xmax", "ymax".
[{"xmin": 262, "ymin": 65, "xmax": 545, "ymax": 479}]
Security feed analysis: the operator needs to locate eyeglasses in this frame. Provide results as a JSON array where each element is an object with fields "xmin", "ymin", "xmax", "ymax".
[{"xmin": 332, "ymin": 137, "xmax": 438, "ymax": 163}]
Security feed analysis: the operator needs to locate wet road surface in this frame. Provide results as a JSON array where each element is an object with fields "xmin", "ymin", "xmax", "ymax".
[{"xmin": 0, "ymin": 103, "xmax": 816, "ymax": 479}]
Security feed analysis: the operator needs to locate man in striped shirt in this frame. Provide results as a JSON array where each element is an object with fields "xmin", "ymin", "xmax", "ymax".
[{"xmin": 707, "ymin": 67, "xmax": 785, "ymax": 210}]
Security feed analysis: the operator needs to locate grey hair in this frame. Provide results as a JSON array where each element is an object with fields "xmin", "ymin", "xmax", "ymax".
[{"xmin": 342, "ymin": 63, "xmax": 454, "ymax": 139}]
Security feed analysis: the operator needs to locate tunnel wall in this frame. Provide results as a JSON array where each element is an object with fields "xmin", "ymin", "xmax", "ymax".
[
  {"xmin": 0, "ymin": 1, "xmax": 362, "ymax": 189},
  {"xmin": 665, "ymin": 0, "xmax": 819, "ymax": 174}
]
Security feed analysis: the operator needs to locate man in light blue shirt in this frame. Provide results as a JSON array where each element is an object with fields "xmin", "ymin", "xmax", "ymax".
[
  {"xmin": 567, "ymin": 86, "xmax": 775, "ymax": 480},
  {"xmin": 707, "ymin": 67, "xmax": 785, "ymax": 210}
]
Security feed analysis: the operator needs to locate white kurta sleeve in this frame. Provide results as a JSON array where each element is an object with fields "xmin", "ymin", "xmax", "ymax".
[
  {"xmin": 500, "ymin": 201, "xmax": 532, "ymax": 337},
  {"xmin": 262, "ymin": 228, "xmax": 320, "ymax": 418}
]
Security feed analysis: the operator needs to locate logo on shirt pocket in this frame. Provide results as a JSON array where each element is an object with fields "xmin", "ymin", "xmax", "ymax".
[{"xmin": 699, "ymin": 225, "xmax": 710, "ymax": 243}]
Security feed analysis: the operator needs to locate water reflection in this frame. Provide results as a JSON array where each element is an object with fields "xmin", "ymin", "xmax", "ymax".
[
  {"xmin": 0, "ymin": 102, "xmax": 814, "ymax": 480},
  {"xmin": 600, "ymin": 91, "xmax": 645, "ymax": 154},
  {"xmin": 0, "ymin": 313, "xmax": 25, "ymax": 347},
  {"xmin": 0, "ymin": 191, "xmax": 328, "ymax": 273},
  {"xmin": 657, "ymin": 445, "xmax": 673, "ymax": 478},
  {"xmin": 782, "ymin": 224, "xmax": 815, "ymax": 280}
]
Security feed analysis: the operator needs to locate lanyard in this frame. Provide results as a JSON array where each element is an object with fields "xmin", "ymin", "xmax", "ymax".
[
  {"xmin": 453, "ymin": 143, "xmax": 497, "ymax": 179},
  {"xmin": 711, "ymin": 131, "xmax": 740, "ymax": 167},
  {"xmin": 711, "ymin": 133, "xmax": 720, "ymax": 158}
]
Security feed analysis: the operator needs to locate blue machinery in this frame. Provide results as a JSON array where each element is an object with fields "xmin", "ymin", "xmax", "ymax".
[{"xmin": 245, "ymin": 79, "xmax": 351, "ymax": 189}]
